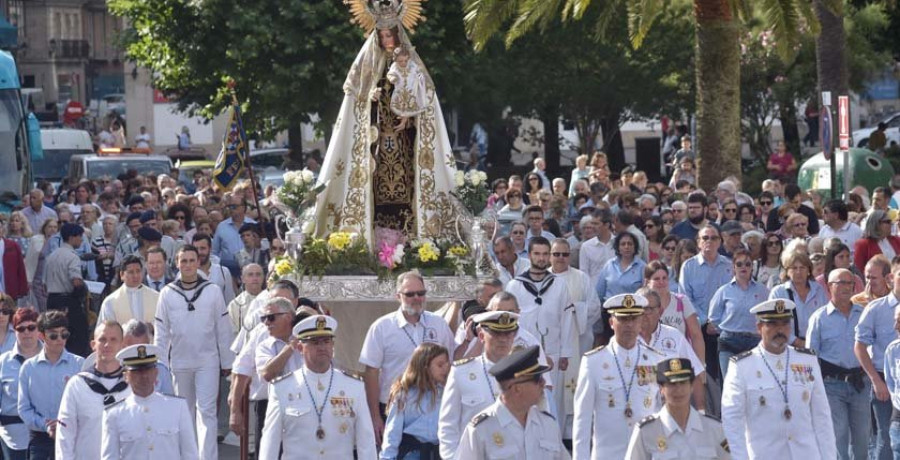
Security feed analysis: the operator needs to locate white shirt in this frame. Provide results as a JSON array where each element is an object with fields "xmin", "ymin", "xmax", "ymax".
[
  {"xmin": 233, "ymin": 323, "xmax": 270, "ymax": 401},
  {"xmin": 56, "ymin": 371, "xmax": 131, "ymax": 460},
  {"xmin": 154, "ymin": 280, "xmax": 235, "ymax": 370},
  {"xmin": 495, "ymin": 258, "xmax": 530, "ymax": 286},
  {"xmin": 101, "ymin": 392, "xmax": 198, "ymax": 460},
  {"xmin": 505, "ymin": 274, "xmax": 574, "ymax": 360},
  {"xmin": 721, "ymin": 345, "xmax": 835, "ymax": 460},
  {"xmin": 359, "ymin": 308, "xmax": 456, "ymax": 403},
  {"xmin": 625, "ymin": 406, "xmax": 729, "ymax": 459},
  {"xmin": 438, "ymin": 355, "xmax": 501, "ymax": 459},
  {"xmin": 641, "ymin": 323, "xmax": 705, "ymax": 375},
  {"xmin": 659, "ymin": 294, "xmax": 697, "ymax": 336},
  {"xmin": 551, "ymin": 267, "xmax": 602, "ymax": 354},
  {"xmin": 579, "ymin": 236, "xmax": 615, "ymax": 286},
  {"xmin": 255, "ymin": 335, "xmax": 303, "ymax": 383},
  {"xmin": 196, "ymin": 263, "xmax": 236, "ymax": 305},
  {"xmin": 455, "ymin": 399, "xmax": 569, "ymax": 460},
  {"xmin": 818, "ymin": 221, "xmax": 863, "ymax": 255}
]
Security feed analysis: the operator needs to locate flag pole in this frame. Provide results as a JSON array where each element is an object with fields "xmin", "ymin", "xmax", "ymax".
[{"xmin": 227, "ymin": 80, "xmax": 270, "ymax": 243}]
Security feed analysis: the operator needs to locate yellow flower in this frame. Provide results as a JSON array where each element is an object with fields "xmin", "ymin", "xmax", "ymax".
[
  {"xmin": 449, "ymin": 246, "xmax": 468, "ymax": 257},
  {"xmin": 274, "ymin": 259, "xmax": 293, "ymax": 276},
  {"xmin": 418, "ymin": 243, "xmax": 439, "ymax": 263},
  {"xmin": 327, "ymin": 232, "xmax": 352, "ymax": 251}
]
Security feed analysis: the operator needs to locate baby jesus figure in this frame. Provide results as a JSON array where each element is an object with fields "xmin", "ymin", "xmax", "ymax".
[{"xmin": 386, "ymin": 46, "xmax": 427, "ymax": 131}]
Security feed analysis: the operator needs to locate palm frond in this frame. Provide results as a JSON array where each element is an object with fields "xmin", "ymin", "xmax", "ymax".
[
  {"xmin": 758, "ymin": 0, "xmax": 817, "ymax": 61},
  {"xmin": 628, "ymin": 0, "xmax": 665, "ymax": 49},
  {"xmin": 505, "ymin": 0, "xmax": 566, "ymax": 47},
  {"xmin": 563, "ymin": 0, "xmax": 595, "ymax": 20},
  {"xmin": 464, "ymin": 0, "xmax": 524, "ymax": 51}
]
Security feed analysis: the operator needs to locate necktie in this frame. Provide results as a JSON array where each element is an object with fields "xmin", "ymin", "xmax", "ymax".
[{"xmin": 154, "ymin": 281, "xmax": 161, "ymax": 291}]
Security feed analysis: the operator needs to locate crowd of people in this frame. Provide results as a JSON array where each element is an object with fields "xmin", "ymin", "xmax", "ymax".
[{"xmin": 0, "ymin": 143, "xmax": 900, "ymax": 458}]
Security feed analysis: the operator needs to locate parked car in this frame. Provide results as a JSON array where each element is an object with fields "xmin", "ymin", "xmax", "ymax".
[{"xmin": 68, "ymin": 149, "xmax": 172, "ymax": 182}]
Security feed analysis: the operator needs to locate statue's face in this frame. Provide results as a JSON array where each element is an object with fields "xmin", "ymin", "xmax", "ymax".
[{"xmin": 379, "ymin": 29, "xmax": 396, "ymax": 52}]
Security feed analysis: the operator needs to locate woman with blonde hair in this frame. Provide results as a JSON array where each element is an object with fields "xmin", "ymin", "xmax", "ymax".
[
  {"xmin": 381, "ymin": 343, "xmax": 450, "ymax": 460},
  {"xmin": 569, "ymin": 154, "xmax": 591, "ymax": 196},
  {"xmin": 5, "ymin": 211, "xmax": 32, "ymax": 255}
]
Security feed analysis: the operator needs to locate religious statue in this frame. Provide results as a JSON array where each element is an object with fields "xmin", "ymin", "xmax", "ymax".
[{"xmin": 312, "ymin": 0, "xmax": 458, "ymax": 247}]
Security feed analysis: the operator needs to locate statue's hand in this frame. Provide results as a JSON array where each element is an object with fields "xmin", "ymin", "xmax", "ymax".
[{"xmin": 371, "ymin": 88, "xmax": 382, "ymax": 102}]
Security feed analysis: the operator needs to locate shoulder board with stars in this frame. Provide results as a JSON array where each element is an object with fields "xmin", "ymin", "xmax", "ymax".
[
  {"xmin": 470, "ymin": 412, "xmax": 491, "ymax": 427},
  {"xmin": 454, "ymin": 357, "xmax": 476, "ymax": 366},
  {"xmin": 338, "ymin": 369, "xmax": 364, "ymax": 381},
  {"xmin": 638, "ymin": 415, "xmax": 659, "ymax": 428},
  {"xmin": 730, "ymin": 350, "xmax": 753, "ymax": 362},
  {"xmin": 104, "ymin": 399, "xmax": 126, "ymax": 411},
  {"xmin": 584, "ymin": 345, "xmax": 606, "ymax": 356},
  {"xmin": 793, "ymin": 347, "xmax": 817, "ymax": 356},
  {"xmin": 271, "ymin": 373, "xmax": 293, "ymax": 384},
  {"xmin": 541, "ymin": 410, "xmax": 555, "ymax": 421},
  {"xmin": 702, "ymin": 413, "xmax": 722, "ymax": 423}
]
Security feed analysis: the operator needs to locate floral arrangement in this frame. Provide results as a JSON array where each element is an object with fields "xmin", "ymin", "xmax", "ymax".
[
  {"xmin": 452, "ymin": 169, "xmax": 489, "ymax": 215},
  {"xmin": 275, "ymin": 170, "xmax": 326, "ymax": 216}
]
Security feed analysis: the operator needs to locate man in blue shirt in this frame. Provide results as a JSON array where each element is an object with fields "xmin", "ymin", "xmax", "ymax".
[
  {"xmin": 855, "ymin": 257, "xmax": 900, "ymax": 460},
  {"xmin": 883, "ymin": 307, "xmax": 900, "ymax": 459},
  {"xmin": 212, "ymin": 194, "xmax": 255, "ymax": 277},
  {"xmin": 669, "ymin": 192, "xmax": 718, "ymax": 242},
  {"xmin": 16, "ymin": 311, "xmax": 84, "ymax": 460},
  {"xmin": 809, "ymin": 268, "xmax": 868, "ymax": 460},
  {"xmin": 708, "ymin": 248, "xmax": 769, "ymax": 377},
  {"xmin": 680, "ymin": 225, "xmax": 733, "ymax": 382}
]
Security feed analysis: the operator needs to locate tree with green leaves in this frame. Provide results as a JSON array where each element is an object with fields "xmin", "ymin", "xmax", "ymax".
[{"xmin": 464, "ymin": 0, "xmax": 837, "ymax": 191}]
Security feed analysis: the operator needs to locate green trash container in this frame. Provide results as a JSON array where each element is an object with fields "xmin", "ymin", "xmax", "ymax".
[{"xmin": 797, "ymin": 148, "xmax": 894, "ymax": 198}]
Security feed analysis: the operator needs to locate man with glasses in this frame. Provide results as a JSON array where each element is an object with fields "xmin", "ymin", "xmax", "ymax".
[
  {"xmin": 766, "ymin": 184, "xmax": 820, "ymax": 235},
  {"xmin": 670, "ymin": 192, "xmax": 716, "ymax": 242},
  {"xmin": 360, "ymin": 271, "xmax": 455, "ymax": 444},
  {"xmin": 213, "ymin": 194, "xmax": 256, "ymax": 276},
  {"xmin": 260, "ymin": 315, "xmax": 376, "ymax": 459},
  {"xmin": 638, "ymin": 195, "xmax": 657, "ymax": 220},
  {"xmin": 492, "ymin": 237, "xmax": 529, "ymax": 285},
  {"xmin": 18, "ymin": 311, "xmax": 84, "ymax": 460},
  {"xmin": 719, "ymin": 221, "xmax": 745, "ymax": 259},
  {"xmin": 819, "ymin": 200, "xmax": 862, "ymax": 255},
  {"xmin": 806, "ymin": 269, "xmax": 868, "ymax": 460},
  {"xmin": 680, "ymin": 226, "xmax": 734, "ymax": 382},
  {"xmin": 670, "ymin": 200, "xmax": 687, "ymax": 223},
  {"xmin": 155, "ymin": 245, "xmax": 234, "ymax": 460},
  {"xmin": 508, "ymin": 222, "xmax": 528, "ymax": 259},
  {"xmin": 456, "ymin": 345, "xmax": 567, "ymax": 459},
  {"xmin": 855, "ymin": 257, "xmax": 900, "ymax": 460},
  {"xmin": 98, "ymin": 255, "xmax": 159, "ymax": 324},
  {"xmin": 524, "ymin": 205, "xmax": 555, "ymax": 248}
]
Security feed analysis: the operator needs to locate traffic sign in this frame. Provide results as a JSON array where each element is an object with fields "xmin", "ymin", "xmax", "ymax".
[{"xmin": 838, "ymin": 96, "xmax": 850, "ymax": 151}]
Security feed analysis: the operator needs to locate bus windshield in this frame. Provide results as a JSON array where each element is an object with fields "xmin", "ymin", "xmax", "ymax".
[{"xmin": 0, "ymin": 89, "xmax": 25, "ymax": 201}]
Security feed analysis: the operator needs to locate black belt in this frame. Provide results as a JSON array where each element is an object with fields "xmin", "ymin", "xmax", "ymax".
[
  {"xmin": 398, "ymin": 433, "xmax": 439, "ymax": 460},
  {"xmin": 0, "ymin": 415, "xmax": 22, "ymax": 426},
  {"xmin": 820, "ymin": 359, "xmax": 866, "ymax": 391},
  {"xmin": 29, "ymin": 431, "xmax": 51, "ymax": 442}
]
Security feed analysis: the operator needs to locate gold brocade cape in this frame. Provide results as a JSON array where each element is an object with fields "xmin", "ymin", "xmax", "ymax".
[{"xmin": 313, "ymin": 29, "xmax": 457, "ymax": 246}]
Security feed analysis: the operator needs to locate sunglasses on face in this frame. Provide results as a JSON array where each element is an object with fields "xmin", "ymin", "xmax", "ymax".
[
  {"xmin": 47, "ymin": 331, "xmax": 71, "ymax": 341},
  {"xmin": 551, "ymin": 252, "xmax": 570, "ymax": 257},
  {"xmin": 511, "ymin": 231, "xmax": 525, "ymax": 235},
  {"xmin": 760, "ymin": 201, "xmax": 773, "ymax": 206},
  {"xmin": 401, "ymin": 290, "xmax": 427, "ymax": 298},
  {"xmin": 14, "ymin": 325, "xmax": 36, "ymax": 333},
  {"xmin": 260, "ymin": 312, "xmax": 289, "ymax": 323},
  {"xmin": 734, "ymin": 261, "xmax": 752, "ymax": 268},
  {"xmin": 724, "ymin": 208, "xmax": 737, "ymax": 213}
]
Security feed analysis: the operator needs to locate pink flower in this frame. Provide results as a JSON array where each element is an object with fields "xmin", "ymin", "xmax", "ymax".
[{"xmin": 378, "ymin": 242, "xmax": 396, "ymax": 269}]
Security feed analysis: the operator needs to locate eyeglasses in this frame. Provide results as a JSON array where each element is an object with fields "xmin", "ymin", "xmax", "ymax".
[
  {"xmin": 724, "ymin": 208, "xmax": 737, "ymax": 213},
  {"xmin": 508, "ymin": 195, "xmax": 521, "ymax": 200},
  {"xmin": 260, "ymin": 312, "xmax": 289, "ymax": 323},
  {"xmin": 511, "ymin": 231, "xmax": 525, "ymax": 235},
  {"xmin": 529, "ymin": 177, "xmax": 539, "ymax": 181},
  {"xmin": 400, "ymin": 290, "xmax": 427, "ymax": 298},
  {"xmin": 47, "ymin": 331, "xmax": 71, "ymax": 341},
  {"xmin": 551, "ymin": 252, "xmax": 570, "ymax": 257},
  {"xmin": 175, "ymin": 215, "xmax": 186, "ymax": 220},
  {"xmin": 699, "ymin": 235, "xmax": 720, "ymax": 241},
  {"xmin": 644, "ymin": 224, "xmax": 655, "ymax": 229},
  {"xmin": 663, "ymin": 245, "xmax": 676, "ymax": 251},
  {"xmin": 767, "ymin": 241, "xmax": 782, "ymax": 247},
  {"xmin": 734, "ymin": 261, "xmax": 752, "ymax": 268},
  {"xmin": 760, "ymin": 200, "xmax": 773, "ymax": 206},
  {"xmin": 14, "ymin": 325, "xmax": 36, "ymax": 333},
  {"xmin": 0, "ymin": 308, "xmax": 13, "ymax": 316}
]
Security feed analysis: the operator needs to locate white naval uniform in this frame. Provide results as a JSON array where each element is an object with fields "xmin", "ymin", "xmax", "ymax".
[
  {"xmin": 552, "ymin": 266, "xmax": 602, "ymax": 437},
  {"xmin": 56, "ymin": 371, "xmax": 131, "ymax": 459},
  {"xmin": 573, "ymin": 341, "xmax": 665, "ymax": 460},
  {"xmin": 641, "ymin": 323, "xmax": 705, "ymax": 375},
  {"xmin": 455, "ymin": 399, "xmax": 570, "ymax": 460},
  {"xmin": 196, "ymin": 263, "xmax": 236, "ymax": 305},
  {"xmin": 101, "ymin": 392, "xmax": 198, "ymax": 460},
  {"xmin": 505, "ymin": 273, "xmax": 574, "ymax": 429},
  {"xmin": 721, "ymin": 345, "xmax": 835, "ymax": 460},
  {"xmin": 625, "ymin": 406, "xmax": 731, "ymax": 459},
  {"xmin": 259, "ymin": 366, "xmax": 376, "ymax": 459},
  {"xmin": 153, "ymin": 280, "xmax": 234, "ymax": 460},
  {"xmin": 438, "ymin": 355, "xmax": 502, "ymax": 459}
]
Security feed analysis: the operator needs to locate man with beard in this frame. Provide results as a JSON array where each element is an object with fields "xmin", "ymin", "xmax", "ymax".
[
  {"xmin": 721, "ymin": 299, "xmax": 834, "ymax": 459},
  {"xmin": 360, "ymin": 271, "xmax": 455, "ymax": 444},
  {"xmin": 260, "ymin": 315, "xmax": 376, "ymax": 459},
  {"xmin": 192, "ymin": 234, "xmax": 236, "ymax": 305},
  {"xmin": 154, "ymin": 245, "xmax": 233, "ymax": 460},
  {"xmin": 56, "ymin": 322, "xmax": 130, "ymax": 459},
  {"xmin": 670, "ymin": 192, "xmax": 717, "ymax": 241},
  {"xmin": 505, "ymin": 237, "xmax": 574, "ymax": 429}
]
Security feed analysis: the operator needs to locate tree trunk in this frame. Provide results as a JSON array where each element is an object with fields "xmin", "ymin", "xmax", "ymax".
[
  {"xmin": 287, "ymin": 121, "xmax": 304, "ymax": 164},
  {"xmin": 694, "ymin": 0, "xmax": 742, "ymax": 191},
  {"xmin": 600, "ymin": 113, "xmax": 625, "ymax": 173},
  {"xmin": 779, "ymin": 104, "xmax": 801, "ymax": 160},
  {"xmin": 815, "ymin": 0, "xmax": 848, "ymax": 97},
  {"xmin": 541, "ymin": 108, "xmax": 561, "ymax": 177}
]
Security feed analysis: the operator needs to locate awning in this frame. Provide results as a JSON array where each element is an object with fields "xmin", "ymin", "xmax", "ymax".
[{"xmin": 0, "ymin": 15, "xmax": 17, "ymax": 49}]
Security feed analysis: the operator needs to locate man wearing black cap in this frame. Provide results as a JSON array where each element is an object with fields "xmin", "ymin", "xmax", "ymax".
[
  {"xmin": 236, "ymin": 223, "xmax": 269, "ymax": 272},
  {"xmin": 721, "ymin": 299, "xmax": 834, "ymax": 459},
  {"xmin": 101, "ymin": 344, "xmax": 198, "ymax": 459},
  {"xmin": 139, "ymin": 210, "xmax": 176, "ymax": 263},
  {"xmin": 44, "ymin": 223, "xmax": 91, "ymax": 356},
  {"xmin": 625, "ymin": 358, "xmax": 729, "ymax": 459},
  {"xmin": 456, "ymin": 345, "xmax": 568, "ymax": 459},
  {"xmin": 112, "ymin": 211, "xmax": 142, "ymax": 270}
]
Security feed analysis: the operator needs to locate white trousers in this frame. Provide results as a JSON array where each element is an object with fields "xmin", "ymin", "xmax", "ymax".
[{"xmin": 173, "ymin": 366, "xmax": 220, "ymax": 460}]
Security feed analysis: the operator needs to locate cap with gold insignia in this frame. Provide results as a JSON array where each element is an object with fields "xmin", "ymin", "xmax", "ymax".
[
  {"xmin": 657, "ymin": 358, "xmax": 693, "ymax": 384},
  {"xmin": 116, "ymin": 344, "xmax": 162, "ymax": 370},
  {"xmin": 472, "ymin": 311, "xmax": 519, "ymax": 333},
  {"xmin": 749, "ymin": 299, "xmax": 795, "ymax": 322},
  {"xmin": 292, "ymin": 315, "xmax": 337, "ymax": 341},
  {"xmin": 603, "ymin": 293, "xmax": 648, "ymax": 317},
  {"xmin": 488, "ymin": 345, "xmax": 550, "ymax": 383}
]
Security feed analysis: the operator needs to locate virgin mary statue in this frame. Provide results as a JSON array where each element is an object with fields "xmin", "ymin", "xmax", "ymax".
[{"xmin": 312, "ymin": 0, "xmax": 458, "ymax": 246}]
